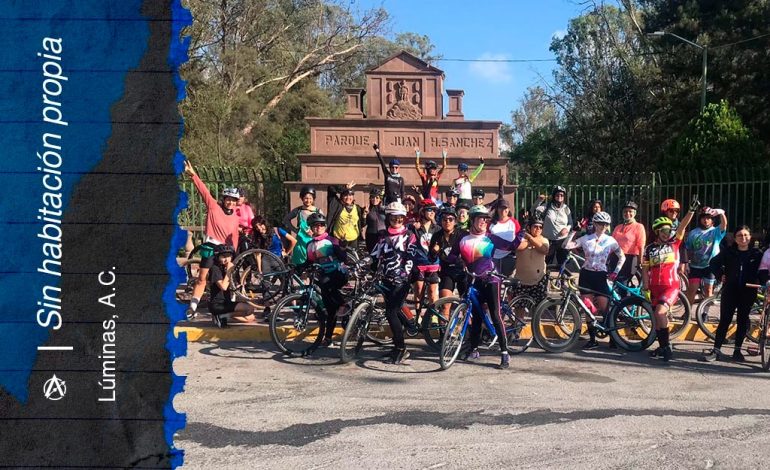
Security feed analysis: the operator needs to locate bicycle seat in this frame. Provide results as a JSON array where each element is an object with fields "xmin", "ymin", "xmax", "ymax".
[{"xmin": 503, "ymin": 278, "xmax": 521, "ymax": 288}]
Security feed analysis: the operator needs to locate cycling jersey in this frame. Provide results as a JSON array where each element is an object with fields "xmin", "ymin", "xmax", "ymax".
[
  {"xmin": 643, "ymin": 238, "xmax": 682, "ymax": 287},
  {"xmin": 410, "ymin": 222, "xmax": 440, "ymax": 271},
  {"xmin": 305, "ymin": 232, "xmax": 348, "ymax": 274},
  {"xmin": 192, "ymin": 173, "xmax": 240, "ymax": 250},
  {"xmin": 448, "ymin": 231, "xmax": 524, "ymax": 281},
  {"xmin": 611, "ymin": 221, "xmax": 646, "ymax": 256},
  {"xmin": 686, "ymin": 226, "xmax": 726, "ymax": 269},
  {"xmin": 376, "ymin": 152, "xmax": 404, "ymax": 203},
  {"xmin": 453, "ymin": 163, "xmax": 484, "ymax": 200},
  {"xmin": 429, "ymin": 228, "xmax": 468, "ymax": 276},
  {"xmin": 370, "ymin": 227, "xmax": 417, "ymax": 284},
  {"xmin": 573, "ymin": 233, "xmax": 624, "ymax": 273}
]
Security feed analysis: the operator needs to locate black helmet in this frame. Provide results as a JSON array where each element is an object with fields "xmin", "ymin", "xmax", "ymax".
[
  {"xmin": 445, "ymin": 188, "xmax": 460, "ymax": 197},
  {"xmin": 440, "ymin": 206, "xmax": 457, "ymax": 219},
  {"xmin": 552, "ymin": 185, "xmax": 566, "ymax": 197},
  {"xmin": 528, "ymin": 215, "xmax": 544, "ymax": 227},
  {"xmin": 307, "ymin": 212, "xmax": 326, "ymax": 226},
  {"xmin": 472, "ymin": 188, "xmax": 485, "ymax": 198},
  {"xmin": 623, "ymin": 200, "xmax": 638, "ymax": 210},
  {"xmin": 425, "ymin": 160, "xmax": 438, "ymax": 170},
  {"xmin": 300, "ymin": 186, "xmax": 316, "ymax": 198},
  {"xmin": 214, "ymin": 244, "xmax": 236, "ymax": 257},
  {"xmin": 369, "ymin": 187, "xmax": 384, "ymax": 197}
]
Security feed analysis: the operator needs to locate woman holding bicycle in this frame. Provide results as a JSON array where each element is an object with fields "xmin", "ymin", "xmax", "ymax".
[
  {"xmin": 370, "ymin": 201, "xmax": 419, "ymax": 364},
  {"xmin": 641, "ymin": 200, "xmax": 697, "ymax": 362},
  {"xmin": 562, "ymin": 211, "xmax": 625, "ymax": 350},
  {"xmin": 207, "ymin": 244, "xmax": 258, "ymax": 328},
  {"xmin": 447, "ymin": 205, "xmax": 525, "ymax": 369},
  {"xmin": 700, "ymin": 226, "xmax": 764, "ymax": 362},
  {"xmin": 184, "ymin": 160, "xmax": 241, "ymax": 320},
  {"xmin": 283, "ymin": 186, "xmax": 322, "ymax": 267},
  {"xmin": 430, "ymin": 206, "xmax": 469, "ymax": 299},
  {"xmin": 246, "ymin": 215, "xmax": 297, "ymax": 271},
  {"xmin": 302, "ymin": 212, "xmax": 350, "ymax": 348}
]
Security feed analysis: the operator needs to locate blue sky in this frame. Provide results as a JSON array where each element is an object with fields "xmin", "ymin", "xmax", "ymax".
[{"xmin": 355, "ymin": 0, "xmax": 593, "ymax": 124}]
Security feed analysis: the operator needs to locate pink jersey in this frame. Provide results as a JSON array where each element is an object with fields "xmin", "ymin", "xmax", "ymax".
[{"xmin": 192, "ymin": 173, "xmax": 240, "ymax": 249}]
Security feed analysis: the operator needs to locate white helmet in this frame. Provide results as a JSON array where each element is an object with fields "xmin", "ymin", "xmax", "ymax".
[
  {"xmin": 592, "ymin": 211, "xmax": 611, "ymax": 225},
  {"xmin": 222, "ymin": 187, "xmax": 240, "ymax": 199},
  {"xmin": 385, "ymin": 201, "xmax": 407, "ymax": 216}
]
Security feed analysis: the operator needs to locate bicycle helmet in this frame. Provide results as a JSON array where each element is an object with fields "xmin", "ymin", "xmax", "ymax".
[
  {"xmin": 425, "ymin": 160, "xmax": 438, "ymax": 170},
  {"xmin": 440, "ymin": 206, "xmax": 457, "ymax": 219},
  {"xmin": 552, "ymin": 185, "xmax": 566, "ymax": 197},
  {"xmin": 300, "ymin": 186, "xmax": 316, "ymax": 198},
  {"xmin": 419, "ymin": 199, "xmax": 437, "ymax": 211},
  {"xmin": 369, "ymin": 187, "xmax": 384, "ymax": 197},
  {"xmin": 652, "ymin": 216, "xmax": 673, "ymax": 231},
  {"xmin": 385, "ymin": 201, "xmax": 407, "ymax": 216},
  {"xmin": 456, "ymin": 202, "xmax": 471, "ymax": 211},
  {"xmin": 623, "ymin": 200, "xmax": 638, "ymax": 210},
  {"xmin": 340, "ymin": 187, "xmax": 354, "ymax": 196},
  {"xmin": 445, "ymin": 188, "xmax": 460, "ymax": 197},
  {"xmin": 457, "ymin": 162, "xmax": 469, "ymax": 171},
  {"xmin": 528, "ymin": 215, "xmax": 544, "ymax": 227},
  {"xmin": 389, "ymin": 158, "xmax": 401, "ymax": 167},
  {"xmin": 660, "ymin": 199, "xmax": 680, "ymax": 212},
  {"xmin": 469, "ymin": 205, "xmax": 491, "ymax": 219},
  {"xmin": 699, "ymin": 206, "xmax": 712, "ymax": 216},
  {"xmin": 221, "ymin": 187, "xmax": 240, "ymax": 200},
  {"xmin": 307, "ymin": 212, "xmax": 326, "ymax": 226},
  {"xmin": 592, "ymin": 211, "xmax": 611, "ymax": 225},
  {"xmin": 472, "ymin": 188, "xmax": 485, "ymax": 198},
  {"xmin": 214, "ymin": 244, "xmax": 236, "ymax": 257}
]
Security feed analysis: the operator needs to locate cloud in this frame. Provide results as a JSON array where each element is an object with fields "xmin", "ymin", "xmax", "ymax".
[
  {"xmin": 468, "ymin": 52, "xmax": 512, "ymax": 84},
  {"xmin": 552, "ymin": 29, "xmax": 567, "ymax": 40}
]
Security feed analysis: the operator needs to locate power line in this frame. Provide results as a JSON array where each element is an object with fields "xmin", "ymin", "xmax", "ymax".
[
  {"xmin": 438, "ymin": 58, "xmax": 556, "ymax": 63},
  {"xmin": 711, "ymin": 32, "xmax": 770, "ymax": 49}
]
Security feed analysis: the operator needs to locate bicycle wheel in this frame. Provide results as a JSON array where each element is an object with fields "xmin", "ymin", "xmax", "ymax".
[
  {"xmin": 340, "ymin": 300, "xmax": 371, "ymax": 363},
  {"xmin": 746, "ymin": 303, "xmax": 763, "ymax": 344},
  {"xmin": 608, "ymin": 296, "xmax": 656, "ymax": 351},
  {"xmin": 504, "ymin": 295, "xmax": 535, "ymax": 354},
  {"xmin": 360, "ymin": 294, "xmax": 391, "ymax": 345},
  {"xmin": 269, "ymin": 292, "xmax": 325, "ymax": 356},
  {"xmin": 422, "ymin": 296, "xmax": 460, "ymax": 352},
  {"xmin": 760, "ymin": 311, "xmax": 770, "ymax": 371},
  {"xmin": 440, "ymin": 302, "xmax": 470, "ymax": 370},
  {"xmin": 231, "ymin": 249, "xmax": 288, "ymax": 305},
  {"xmin": 696, "ymin": 293, "xmax": 732, "ymax": 343},
  {"xmin": 531, "ymin": 298, "xmax": 582, "ymax": 353}
]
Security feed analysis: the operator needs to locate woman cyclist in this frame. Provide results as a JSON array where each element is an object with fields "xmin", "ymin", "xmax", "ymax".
[
  {"xmin": 447, "ymin": 205, "xmax": 525, "ymax": 369},
  {"xmin": 235, "ymin": 189, "xmax": 255, "ymax": 237},
  {"xmin": 184, "ymin": 160, "xmax": 241, "ymax": 320},
  {"xmin": 660, "ymin": 199, "xmax": 690, "ymax": 279},
  {"xmin": 456, "ymin": 202, "xmax": 471, "ymax": 231},
  {"xmin": 511, "ymin": 216, "xmax": 550, "ymax": 307},
  {"xmin": 532, "ymin": 186, "xmax": 573, "ymax": 266},
  {"xmin": 429, "ymin": 206, "xmax": 468, "ymax": 315},
  {"xmin": 364, "ymin": 187, "xmax": 386, "ymax": 254},
  {"xmin": 409, "ymin": 199, "xmax": 441, "ymax": 318},
  {"xmin": 642, "ymin": 200, "xmax": 697, "ymax": 362},
  {"xmin": 247, "ymin": 215, "xmax": 297, "ymax": 272},
  {"xmin": 207, "ymin": 244, "xmax": 258, "ymax": 328},
  {"xmin": 283, "ymin": 186, "xmax": 322, "ymax": 266},
  {"xmin": 685, "ymin": 206, "xmax": 727, "ymax": 306},
  {"xmin": 370, "ymin": 201, "xmax": 419, "ymax": 364},
  {"xmin": 490, "ymin": 199, "xmax": 520, "ymax": 277},
  {"xmin": 453, "ymin": 157, "xmax": 484, "ymax": 207},
  {"xmin": 302, "ymin": 212, "xmax": 350, "ymax": 348},
  {"xmin": 562, "ymin": 211, "xmax": 625, "ymax": 349},
  {"xmin": 610, "ymin": 201, "xmax": 646, "ymax": 284},
  {"xmin": 415, "ymin": 148, "xmax": 447, "ymax": 205}
]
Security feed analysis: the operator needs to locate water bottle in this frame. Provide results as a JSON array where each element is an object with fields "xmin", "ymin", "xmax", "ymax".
[
  {"xmin": 400, "ymin": 305, "xmax": 415, "ymax": 321},
  {"xmin": 581, "ymin": 295, "xmax": 598, "ymax": 314}
]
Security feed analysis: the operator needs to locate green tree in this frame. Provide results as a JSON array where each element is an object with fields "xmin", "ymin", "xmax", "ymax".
[{"xmin": 666, "ymin": 100, "xmax": 765, "ymax": 170}]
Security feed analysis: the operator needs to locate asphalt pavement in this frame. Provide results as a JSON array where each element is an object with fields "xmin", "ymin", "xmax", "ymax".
[{"xmin": 175, "ymin": 338, "xmax": 770, "ymax": 470}]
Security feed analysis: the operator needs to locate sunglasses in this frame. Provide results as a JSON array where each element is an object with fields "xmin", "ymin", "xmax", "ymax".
[
  {"xmin": 658, "ymin": 227, "xmax": 672, "ymax": 234},
  {"xmin": 666, "ymin": 209, "xmax": 680, "ymax": 214},
  {"xmin": 442, "ymin": 217, "xmax": 456, "ymax": 222},
  {"xmin": 311, "ymin": 223, "xmax": 326, "ymax": 228},
  {"xmin": 423, "ymin": 208, "xmax": 435, "ymax": 212}
]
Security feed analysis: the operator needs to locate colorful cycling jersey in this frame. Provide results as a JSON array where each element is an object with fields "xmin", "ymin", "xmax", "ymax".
[
  {"xmin": 419, "ymin": 174, "xmax": 442, "ymax": 203},
  {"xmin": 760, "ymin": 248, "xmax": 770, "ymax": 273},
  {"xmin": 573, "ymin": 233, "xmax": 623, "ymax": 272},
  {"xmin": 686, "ymin": 226, "xmax": 726, "ymax": 268},
  {"xmin": 448, "ymin": 231, "xmax": 524, "ymax": 282},
  {"xmin": 410, "ymin": 222, "xmax": 440, "ymax": 271},
  {"xmin": 370, "ymin": 227, "xmax": 417, "ymax": 283},
  {"xmin": 642, "ymin": 238, "xmax": 682, "ymax": 287},
  {"xmin": 305, "ymin": 233, "xmax": 347, "ymax": 273}
]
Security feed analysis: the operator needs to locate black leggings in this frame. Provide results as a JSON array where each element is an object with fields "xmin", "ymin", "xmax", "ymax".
[
  {"xmin": 714, "ymin": 286, "xmax": 757, "ymax": 349},
  {"xmin": 546, "ymin": 240, "xmax": 568, "ymax": 266},
  {"xmin": 382, "ymin": 281, "xmax": 411, "ymax": 350},
  {"xmin": 469, "ymin": 279, "xmax": 507, "ymax": 352},
  {"xmin": 318, "ymin": 270, "xmax": 348, "ymax": 339}
]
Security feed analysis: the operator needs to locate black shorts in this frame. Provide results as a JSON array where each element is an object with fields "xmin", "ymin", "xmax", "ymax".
[
  {"xmin": 439, "ymin": 271, "xmax": 468, "ymax": 295},
  {"xmin": 689, "ymin": 266, "xmax": 716, "ymax": 283},
  {"xmin": 578, "ymin": 269, "xmax": 611, "ymax": 298},
  {"xmin": 410, "ymin": 268, "xmax": 440, "ymax": 284},
  {"xmin": 199, "ymin": 242, "xmax": 218, "ymax": 269},
  {"xmin": 209, "ymin": 298, "xmax": 237, "ymax": 316}
]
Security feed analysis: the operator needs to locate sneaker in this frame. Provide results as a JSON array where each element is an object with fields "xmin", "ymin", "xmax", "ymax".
[
  {"xmin": 497, "ymin": 353, "xmax": 510, "ymax": 369},
  {"xmin": 649, "ymin": 346, "xmax": 664, "ymax": 358},
  {"xmin": 699, "ymin": 348, "xmax": 720, "ymax": 362},
  {"xmin": 185, "ymin": 308, "xmax": 197, "ymax": 321},
  {"xmin": 462, "ymin": 348, "xmax": 481, "ymax": 361},
  {"xmin": 392, "ymin": 348, "xmax": 410, "ymax": 365},
  {"xmin": 732, "ymin": 350, "xmax": 746, "ymax": 362},
  {"xmin": 405, "ymin": 320, "xmax": 419, "ymax": 337},
  {"xmin": 661, "ymin": 345, "xmax": 673, "ymax": 362},
  {"xmin": 583, "ymin": 340, "xmax": 599, "ymax": 350},
  {"xmin": 212, "ymin": 314, "xmax": 227, "ymax": 329},
  {"xmin": 320, "ymin": 337, "xmax": 333, "ymax": 348}
]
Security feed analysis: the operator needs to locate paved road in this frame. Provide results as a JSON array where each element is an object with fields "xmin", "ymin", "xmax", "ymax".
[{"xmin": 176, "ymin": 339, "xmax": 770, "ymax": 469}]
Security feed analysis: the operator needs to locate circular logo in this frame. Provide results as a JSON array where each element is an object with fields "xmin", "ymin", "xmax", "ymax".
[{"xmin": 43, "ymin": 374, "xmax": 66, "ymax": 401}]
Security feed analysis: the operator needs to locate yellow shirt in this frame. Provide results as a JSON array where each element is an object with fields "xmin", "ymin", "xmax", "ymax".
[{"xmin": 333, "ymin": 207, "xmax": 360, "ymax": 241}]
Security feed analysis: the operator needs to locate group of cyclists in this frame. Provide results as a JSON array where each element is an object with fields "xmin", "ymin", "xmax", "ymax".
[{"xmin": 182, "ymin": 147, "xmax": 770, "ymax": 369}]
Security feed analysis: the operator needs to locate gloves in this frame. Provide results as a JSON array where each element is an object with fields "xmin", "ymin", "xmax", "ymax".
[
  {"xmin": 643, "ymin": 289, "xmax": 651, "ymax": 302},
  {"xmin": 688, "ymin": 198, "xmax": 700, "ymax": 212},
  {"xmin": 710, "ymin": 208, "xmax": 725, "ymax": 216},
  {"xmin": 478, "ymin": 156, "xmax": 484, "ymax": 164},
  {"xmin": 608, "ymin": 272, "xmax": 618, "ymax": 282}
]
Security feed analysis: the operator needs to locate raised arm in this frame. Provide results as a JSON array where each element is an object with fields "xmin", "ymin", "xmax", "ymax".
[
  {"xmin": 469, "ymin": 157, "xmax": 484, "ymax": 182},
  {"xmin": 438, "ymin": 148, "xmax": 448, "ymax": 177},
  {"xmin": 676, "ymin": 199, "xmax": 699, "ymax": 241},
  {"xmin": 414, "ymin": 148, "xmax": 425, "ymax": 178},
  {"xmin": 185, "ymin": 160, "xmax": 218, "ymax": 209},
  {"xmin": 373, "ymin": 144, "xmax": 390, "ymax": 177}
]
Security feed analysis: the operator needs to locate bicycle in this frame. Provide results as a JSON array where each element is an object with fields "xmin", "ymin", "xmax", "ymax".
[
  {"xmin": 695, "ymin": 286, "xmax": 764, "ymax": 345},
  {"xmin": 531, "ymin": 265, "xmax": 657, "ymax": 353},
  {"xmin": 439, "ymin": 271, "xmax": 535, "ymax": 370},
  {"xmin": 747, "ymin": 282, "xmax": 770, "ymax": 371}
]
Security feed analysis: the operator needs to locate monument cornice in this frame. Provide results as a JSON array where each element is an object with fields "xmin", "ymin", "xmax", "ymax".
[{"xmin": 306, "ymin": 117, "xmax": 502, "ymax": 129}]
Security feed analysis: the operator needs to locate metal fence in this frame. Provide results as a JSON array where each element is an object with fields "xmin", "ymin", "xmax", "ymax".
[
  {"xmin": 178, "ymin": 165, "xmax": 298, "ymax": 241},
  {"xmin": 513, "ymin": 166, "xmax": 770, "ymax": 235}
]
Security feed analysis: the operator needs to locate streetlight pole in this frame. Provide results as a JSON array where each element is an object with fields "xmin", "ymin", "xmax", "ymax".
[{"xmin": 647, "ymin": 31, "xmax": 708, "ymax": 112}]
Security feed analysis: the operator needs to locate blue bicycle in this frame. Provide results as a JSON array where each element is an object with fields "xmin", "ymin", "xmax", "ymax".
[{"xmin": 439, "ymin": 270, "xmax": 530, "ymax": 370}]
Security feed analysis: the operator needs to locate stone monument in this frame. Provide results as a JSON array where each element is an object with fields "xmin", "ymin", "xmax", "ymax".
[{"xmin": 286, "ymin": 51, "xmax": 509, "ymax": 210}]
